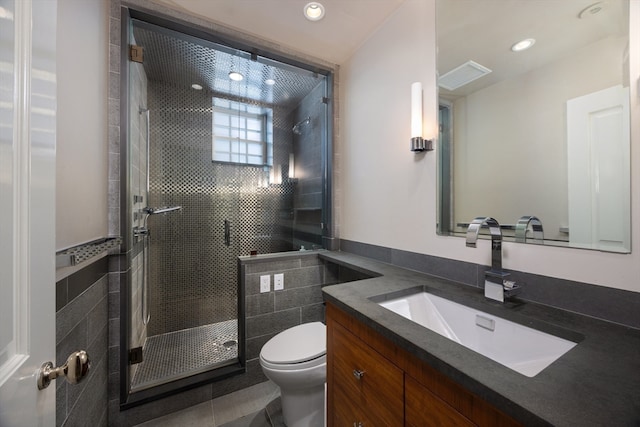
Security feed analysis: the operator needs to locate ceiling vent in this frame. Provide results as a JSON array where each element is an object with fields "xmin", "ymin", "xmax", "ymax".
[{"xmin": 438, "ymin": 60, "xmax": 492, "ymax": 91}]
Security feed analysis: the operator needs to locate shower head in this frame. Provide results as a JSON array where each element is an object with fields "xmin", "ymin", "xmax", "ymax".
[{"xmin": 292, "ymin": 116, "xmax": 311, "ymax": 135}]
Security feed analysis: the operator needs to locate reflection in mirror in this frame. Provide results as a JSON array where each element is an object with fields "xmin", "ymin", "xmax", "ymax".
[{"xmin": 436, "ymin": 0, "xmax": 631, "ymax": 253}]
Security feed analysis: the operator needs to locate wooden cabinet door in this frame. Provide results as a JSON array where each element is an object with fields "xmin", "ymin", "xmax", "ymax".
[
  {"xmin": 333, "ymin": 382, "xmax": 377, "ymax": 427},
  {"xmin": 406, "ymin": 375, "xmax": 476, "ymax": 427},
  {"xmin": 331, "ymin": 321, "xmax": 404, "ymax": 426}
]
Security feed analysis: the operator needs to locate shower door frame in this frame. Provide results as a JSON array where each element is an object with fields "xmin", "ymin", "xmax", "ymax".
[{"xmin": 118, "ymin": 6, "xmax": 335, "ymax": 409}]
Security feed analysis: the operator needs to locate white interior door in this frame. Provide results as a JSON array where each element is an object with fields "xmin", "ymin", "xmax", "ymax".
[
  {"xmin": 567, "ymin": 85, "xmax": 631, "ymax": 252},
  {"xmin": 0, "ymin": 0, "xmax": 57, "ymax": 425}
]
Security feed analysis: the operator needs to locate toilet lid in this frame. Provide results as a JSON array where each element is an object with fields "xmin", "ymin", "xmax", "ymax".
[{"xmin": 261, "ymin": 322, "xmax": 326, "ymax": 364}]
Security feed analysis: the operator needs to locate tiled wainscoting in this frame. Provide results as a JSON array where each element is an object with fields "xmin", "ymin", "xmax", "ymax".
[
  {"xmin": 241, "ymin": 251, "xmax": 370, "ymax": 367},
  {"xmin": 55, "ymin": 240, "xmax": 640, "ymax": 426},
  {"xmin": 55, "ymin": 256, "xmax": 110, "ymax": 426}
]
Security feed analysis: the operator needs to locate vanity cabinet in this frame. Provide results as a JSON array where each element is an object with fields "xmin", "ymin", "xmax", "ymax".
[
  {"xmin": 326, "ymin": 303, "xmax": 522, "ymax": 427},
  {"xmin": 331, "ymin": 319, "xmax": 404, "ymax": 426}
]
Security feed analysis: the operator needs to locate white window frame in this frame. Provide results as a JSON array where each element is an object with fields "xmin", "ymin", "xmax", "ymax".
[{"xmin": 212, "ymin": 98, "xmax": 272, "ymax": 166}]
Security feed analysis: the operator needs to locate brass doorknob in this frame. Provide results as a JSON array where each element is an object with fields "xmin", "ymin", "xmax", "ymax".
[{"xmin": 37, "ymin": 350, "xmax": 90, "ymax": 390}]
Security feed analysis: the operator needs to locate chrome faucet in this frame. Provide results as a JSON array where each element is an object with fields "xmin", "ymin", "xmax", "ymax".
[
  {"xmin": 515, "ymin": 215, "xmax": 544, "ymax": 243},
  {"xmin": 466, "ymin": 217, "xmax": 521, "ymax": 302},
  {"xmin": 466, "ymin": 217, "xmax": 503, "ymax": 270}
]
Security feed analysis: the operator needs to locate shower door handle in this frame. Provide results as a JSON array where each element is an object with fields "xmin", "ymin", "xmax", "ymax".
[{"xmin": 224, "ymin": 220, "xmax": 231, "ymax": 247}]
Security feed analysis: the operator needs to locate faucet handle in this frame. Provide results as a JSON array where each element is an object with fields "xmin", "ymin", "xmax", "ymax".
[
  {"xmin": 503, "ymin": 280, "xmax": 517, "ymax": 290},
  {"xmin": 503, "ymin": 281, "xmax": 522, "ymax": 298}
]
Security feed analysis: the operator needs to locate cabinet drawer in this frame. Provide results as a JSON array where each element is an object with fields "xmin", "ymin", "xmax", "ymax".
[
  {"xmin": 332, "ymin": 322, "xmax": 404, "ymax": 426},
  {"xmin": 406, "ymin": 375, "xmax": 475, "ymax": 427}
]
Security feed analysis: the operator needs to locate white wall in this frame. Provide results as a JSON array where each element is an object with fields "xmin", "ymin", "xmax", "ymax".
[
  {"xmin": 340, "ymin": 0, "xmax": 640, "ymax": 293},
  {"xmin": 341, "ymin": 0, "xmax": 436, "ymax": 250},
  {"xmin": 56, "ymin": 0, "xmax": 108, "ymax": 250}
]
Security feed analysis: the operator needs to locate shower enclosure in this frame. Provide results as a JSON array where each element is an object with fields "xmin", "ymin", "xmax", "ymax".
[{"xmin": 120, "ymin": 8, "xmax": 332, "ymax": 405}]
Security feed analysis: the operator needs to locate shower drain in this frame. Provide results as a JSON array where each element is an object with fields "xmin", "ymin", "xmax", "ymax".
[{"xmin": 223, "ymin": 340, "xmax": 238, "ymax": 349}]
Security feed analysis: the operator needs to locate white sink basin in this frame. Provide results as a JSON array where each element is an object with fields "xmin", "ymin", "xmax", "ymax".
[{"xmin": 378, "ymin": 291, "xmax": 577, "ymax": 377}]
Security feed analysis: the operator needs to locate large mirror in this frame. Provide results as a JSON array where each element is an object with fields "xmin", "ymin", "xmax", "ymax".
[{"xmin": 436, "ymin": 0, "xmax": 631, "ymax": 253}]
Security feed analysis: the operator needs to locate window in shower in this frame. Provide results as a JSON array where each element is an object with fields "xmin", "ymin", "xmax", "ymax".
[{"xmin": 212, "ymin": 98, "xmax": 273, "ymax": 165}]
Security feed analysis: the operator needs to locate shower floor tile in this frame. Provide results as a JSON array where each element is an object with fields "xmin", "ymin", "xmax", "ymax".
[{"xmin": 132, "ymin": 319, "xmax": 238, "ymax": 391}]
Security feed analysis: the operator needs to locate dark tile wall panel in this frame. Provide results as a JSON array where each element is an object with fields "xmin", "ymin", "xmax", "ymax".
[
  {"xmin": 391, "ymin": 247, "xmax": 479, "ymax": 286},
  {"xmin": 233, "ymin": 251, "xmax": 353, "ymax": 406},
  {"xmin": 55, "ymin": 259, "xmax": 109, "ymax": 427},
  {"xmin": 340, "ymin": 239, "xmax": 392, "ymax": 264}
]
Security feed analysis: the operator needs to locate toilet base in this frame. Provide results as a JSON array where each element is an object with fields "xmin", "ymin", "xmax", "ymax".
[{"xmin": 281, "ymin": 383, "xmax": 325, "ymax": 427}]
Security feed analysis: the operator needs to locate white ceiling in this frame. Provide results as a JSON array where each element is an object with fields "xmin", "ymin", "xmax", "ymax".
[
  {"xmin": 147, "ymin": 0, "xmax": 627, "ymax": 93},
  {"xmin": 437, "ymin": 0, "xmax": 627, "ymax": 98},
  {"xmin": 150, "ymin": 0, "xmax": 406, "ymax": 64}
]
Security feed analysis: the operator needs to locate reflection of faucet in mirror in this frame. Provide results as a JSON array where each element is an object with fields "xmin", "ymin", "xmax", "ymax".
[
  {"xmin": 466, "ymin": 217, "xmax": 521, "ymax": 303},
  {"xmin": 515, "ymin": 215, "xmax": 544, "ymax": 243}
]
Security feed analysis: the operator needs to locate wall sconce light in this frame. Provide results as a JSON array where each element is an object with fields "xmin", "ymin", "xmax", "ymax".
[
  {"xmin": 271, "ymin": 164, "xmax": 282, "ymax": 185},
  {"xmin": 288, "ymin": 153, "xmax": 295, "ymax": 179},
  {"xmin": 410, "ymin": 82, "xmax": 433, "ymax": 152}
]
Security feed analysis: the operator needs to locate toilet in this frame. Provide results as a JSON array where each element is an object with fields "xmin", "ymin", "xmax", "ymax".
[{"xmin": 259, "ymin": 322, "xmax": 326, "ymax": 427}]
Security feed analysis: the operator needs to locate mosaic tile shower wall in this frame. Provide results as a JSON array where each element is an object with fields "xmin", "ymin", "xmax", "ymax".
[{"xmin": 146, "ymin": 82, "xmax": 296, "ymax": 336}]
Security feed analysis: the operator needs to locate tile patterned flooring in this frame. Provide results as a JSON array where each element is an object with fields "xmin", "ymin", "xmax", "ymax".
[
  {"xmin": 132, "ymin": 321, "xmax": 239, "ymax": 392},
  {"xmin": 133, "ymin": 381, "xmax": 284, "ymax": 427}
]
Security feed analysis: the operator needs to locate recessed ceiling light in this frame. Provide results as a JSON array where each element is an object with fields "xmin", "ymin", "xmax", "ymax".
[
  {"xmin": 304, "ymin": 2, "xmax": 325, "ymax": 21},
  {"xmin": 191, "ymin": 83, "xmax": 203, "ymax": 90},
  {"xmin": 511, "ymin": 38, "xmax": 536, "ymax": 52},
  {"xmin": 265, "ymin": 79, "xmax": 276, "ymax": 86},
  {"xmin": 229, "ymin": 72, "xmax": 244, "ymax": 81}
]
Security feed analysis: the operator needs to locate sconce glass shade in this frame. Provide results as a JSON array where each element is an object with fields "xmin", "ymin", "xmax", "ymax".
[
  {"xmin": 410, "ymin": 82, "xmax": 433, "ymax": 152},
  {"xmin": 411, "ymin": 82, "xmax": 423, "ymax": 138},
  {"xmin": 288, "ymin": 153, "xmax": 295, "ymax": 179},
  {"xmin": 273, "ymin": 164, "xmax": 282, "ymax": 185}
]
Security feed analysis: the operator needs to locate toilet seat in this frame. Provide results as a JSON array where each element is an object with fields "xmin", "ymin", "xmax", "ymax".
[
  {"xmin": 260, "ymin": 322, "xmax": 326, "ymax": 366},
  {"xmin": 260, "ymin": 353, "xmax": 326, "ymax": 371}
]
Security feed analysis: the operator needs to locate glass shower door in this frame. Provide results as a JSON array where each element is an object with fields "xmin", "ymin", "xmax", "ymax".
[
  {"xmin": 121, "ymin": 8, "xmax": 331, "ymax": 404},
  {"xmin": 127, "ymin": 74, "xmax": 244, "ymax": 393}
]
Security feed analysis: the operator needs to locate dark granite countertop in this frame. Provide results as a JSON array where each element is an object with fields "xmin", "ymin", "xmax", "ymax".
[{"xmin": 320, "ymin": 251, "xmax": 640, "ymax": 426}]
